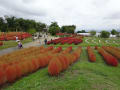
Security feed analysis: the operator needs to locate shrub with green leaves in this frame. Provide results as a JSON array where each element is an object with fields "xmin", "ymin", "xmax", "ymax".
[{"xmin": 100, "ymin": 31, "xmax": 110, "ymax": 38}]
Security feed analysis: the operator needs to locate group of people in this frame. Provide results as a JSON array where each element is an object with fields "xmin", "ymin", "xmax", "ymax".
[
  {"xmin": 15, "ymin": 34, "xmax": 49, "ymax": 49},
  {"xmin": 32, "ymin": 34, "xmax": 48, "ymax": 45}
]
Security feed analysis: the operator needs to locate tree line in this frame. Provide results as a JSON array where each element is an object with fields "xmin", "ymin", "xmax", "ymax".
[
  {"xmin": 0, "ymin": 15, "xmax": 119, "ymax": 38},
  {"xmin": 77, "ymin": 29, "xmax": 119, "ymax": 38},
  {"xmin": 48, "ymin": 22, "xmax": 76, "ymax": 35},
  {"xmin": 0, "ymin": 16, "xmax": 76, "ymax": 35},
  {"xmin": 0, "ymin": 16, "xmax": 46, "ymax": 34}
]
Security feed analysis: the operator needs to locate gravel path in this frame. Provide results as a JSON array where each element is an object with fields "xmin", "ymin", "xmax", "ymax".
[{"xmin": 0, "ymin": 35, "xmax": 58, "ymax": 56}]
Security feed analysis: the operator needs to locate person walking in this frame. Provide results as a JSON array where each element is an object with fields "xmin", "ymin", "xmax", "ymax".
[
  {"xmin": 44, "ymin": 38, "xmax": 47, "ymax": 45},
  {"xmin": 15, "ymin": 36, "xmax": 18, "ymax": 42},
  {"xmin": 18, "ymin": 41, "xmax": 23, "ymax": 49},
  {"xmin": 32, "ymin": 36, "xmax": 35, "ymax": 41}
]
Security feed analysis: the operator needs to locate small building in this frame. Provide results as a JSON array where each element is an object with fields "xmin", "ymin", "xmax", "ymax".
[
  {"xmin": 77, "ymin": 33, "xmax": 116, "ymax": 37},
  {"xmin": 77, "ymin": 33, "xmax": 91, "ymax": 36}
]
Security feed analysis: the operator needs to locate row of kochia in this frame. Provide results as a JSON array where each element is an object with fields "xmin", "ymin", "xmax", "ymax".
[{"xmin": 0, "ymin": 46, "xmax": 119, "ymax": 86}]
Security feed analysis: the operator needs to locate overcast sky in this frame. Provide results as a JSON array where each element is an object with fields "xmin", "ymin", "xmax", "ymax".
[{"xmin": 0, "ymin": 0, "xmax": 120, "ymax": 31}]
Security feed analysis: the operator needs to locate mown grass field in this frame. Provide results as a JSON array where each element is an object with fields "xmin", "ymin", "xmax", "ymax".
[
  {"xmin": 1, "ymin": 47, "xmax": 120, "ymax": 90},
  {"xmin": 0, "ymin": 38, "xmax": 32, "ymax": 50}
]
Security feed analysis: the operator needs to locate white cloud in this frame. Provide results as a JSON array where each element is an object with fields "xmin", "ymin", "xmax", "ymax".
[{"xmin": 0, "ymin": 0, "xmax": 120, "ymax": 31}]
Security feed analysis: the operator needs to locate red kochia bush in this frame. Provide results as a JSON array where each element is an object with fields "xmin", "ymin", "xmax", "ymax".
[
  {"xmin": 0, "ymin": 46, "xmax": 58, "ymax": 86},
  {"xmin": 61, "ymin": 46, "xmax": 72, "ymax": 54},
  {"xmin": 1, "ymin": 63, "xmax": 9, "ymax": 70},
  {"xmin": 66, "ymin": 54, "xmax": 74, "ymax": 65},
  {"xmin": 5, "ymin": 65, "xmax": 17, "ymax": 82},
  {"xmin": 48, "ymin": 57, "xmax": 62, "ymax": 76},
  {"xmin": 27, "ymin": 60, "xmax": 35, "ymax": 73},
  {"xmin": 31, "ymin": 59, "xmax": 38, "ymax": 72},
  {"xmin": 19, "ymin": 61, "xmax": 29, "ymax": 75},
  {"xmin": 46, "ymin": 46, "xmax": 54, "ymax": 51},
  {"xmin": 0, "ymin": 41, "xmax": 3, "ymax": 46},
  {"xmin": 95, "ymin": 46, "xmax": 98, "ymax": 50},
  {"xmin": 52, "ymin": 46, "xmax": 62, "ymax": 53},
  {"xmin": 0, "ymin": 67, "xmax": 6, "ymax": 85},
  {"xmin": 58, "ymin": 54, "xmax": 70, "ymax": 70},
  {"xmin": 57, "ymin": 55, "xmax": 66, "ymax": 71},
  {"xmin": 38, "ymin": 55, "xmax": 49, "ymax": 67},
  {"xmin": 87, "ymin": 47, "xmax": 96, "ymax": 62},
  {"xmin": 102, "ymin": 46, "xmax": 120, "ymax": 59},
  {"xmin": 97, "ymin": 47, "xmax": 118, "ymax": 66},
  {"xmin": 48, "ymin": 47, "xmax": 82, "ymax": 76},
  {"xmin": 14, "ymin": 63, "xmax": 22, "ymax": 78},
  {"xmin": 72, "ymin": 47, "xmax": 82, "ymax": 60}
]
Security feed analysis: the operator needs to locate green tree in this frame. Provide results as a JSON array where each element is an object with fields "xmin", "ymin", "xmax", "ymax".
[
  {"xmin": 60, "ymin": 25, "xmax": 76, "ymax": 34},
  {"xmin": 60, "ymin": 26, "xmax": 66, "ymax": 33},
  {"xmin": 77, "ymin": 31, "xmax": 81, "ymax": 33},
  {"xmin": 111, "ymin": 29, "xmax": 117, "ymax": 35},
  {"xmin": 49, "ymin": 22, "xmax": 60, "ymax": 35},
  {"xmin": 77, "ymin": 30, "xmax": 86, "ymax": 33},
  {"xmin": 100, "ymin": 31, "xmax": 110, "ymax": 38},
  {"xmin": 90, "ymin": 30, "xmax": 96, "ymax": 36},
  {"xmin": 28, "ymin": 28, "xmax": 36, "ymax": 34},
  {"xmin": 36, "ymin": 23, "xmax": 46, "ymax": 32},
  {"xmin": 116, "ymin": 32, "xmax": 120, "ymax": 37},
  {"xmin": 5, "ymin": 16, "xmax": 17, "ymax": 31},
  {"xmin": 0, "ymin": 17, "xmax": 7, "ymax": 32}
]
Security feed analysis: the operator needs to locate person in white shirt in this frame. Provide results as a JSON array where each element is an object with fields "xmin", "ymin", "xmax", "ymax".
[{"xmin": 15, "ymin": 36, "xmax": 18, "ymax": 42}]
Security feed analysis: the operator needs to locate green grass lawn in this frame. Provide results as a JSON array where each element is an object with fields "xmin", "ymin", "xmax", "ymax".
[
  {"xmin": 0, "ymin": 38, "xmax": 32, "ymax": 50},
  {"xmin": 2, "ymin": 47, "xmax": 120, "ymax": 90}
]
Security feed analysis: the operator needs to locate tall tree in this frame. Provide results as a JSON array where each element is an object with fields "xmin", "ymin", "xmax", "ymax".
[
  {"xmin": 100, "ymin": 31, "xmax": 110, "ymax": 38},
  {"xmin": 60, "ymin": 25, "xmax": 76, "ymax": 34},
  {"xmin": 5, "ymin": 16, "xmax": 17, "ymax": 31},
  {"xmin": 111, "ymin": 29, "xmax": 117, "ymax": 35},
  {"xmin": 49, "ymin": 22, "xmax": 60, "ymax": 35},
  {"xmin": 0, "ymin": 17, "xmax": 7, "ymax": 32},
  {"xmin": 77, "ymin": 30, "xmax": 86, "ymax": 33},
  {"xmin": 61, "ymin": 26, "xmax": 66, "ymax": 33}
]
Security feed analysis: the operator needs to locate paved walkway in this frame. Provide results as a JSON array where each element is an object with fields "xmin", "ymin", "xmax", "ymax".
[{"xmin": 0, "ymin": 35, "xmax": 58, "ymax": 56}]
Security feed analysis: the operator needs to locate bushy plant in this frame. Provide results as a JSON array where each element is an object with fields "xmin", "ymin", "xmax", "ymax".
[{"xmin": 100, "ymin": 31, "xmax": 110, "ymax": 38}]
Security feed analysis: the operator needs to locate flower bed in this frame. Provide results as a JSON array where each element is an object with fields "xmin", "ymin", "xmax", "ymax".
[
  {"xmin": 0, "ymin": 32, "xmax": 31, "ymax": 41},
  {"xmin": 47, "ymin": 37, "xmax": 83, "ymax": 45}
]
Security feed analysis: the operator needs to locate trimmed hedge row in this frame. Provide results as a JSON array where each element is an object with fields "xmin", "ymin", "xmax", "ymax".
[
  {"xmin": 0, "ymin": 46, "xmax": 62, "ymax": 85},
  {"xmin": 103, "ymin": 46, "xmax": 120, "ymax": 59},
  {"xmin": 97, "ymin": 47, "xmax": 118, "ymax": 66},
  {"xmin": 48, "ymin": 47, "xmax": 82, "ymax": 76},
  {"xmin": 87, "ymin": 46, "xmax": 96, "ymax": 62}
]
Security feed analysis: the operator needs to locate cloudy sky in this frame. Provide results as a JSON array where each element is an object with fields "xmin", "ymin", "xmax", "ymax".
[{"xmin": 0, "ymin": 0, "xmax": 120, "ymax": 31}]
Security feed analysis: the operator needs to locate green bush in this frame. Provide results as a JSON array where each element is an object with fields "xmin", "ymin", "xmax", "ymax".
[
  {"xmin": 100, "ymin": 31, "xmax": 110, "ymax": 38},
  {"xmin": 28, "ymin": 28, "xmax": 36, "ymax": 34},
  {"xmin": 90, "ymin": 30, "xmax": 96, "ymax": 36}
]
